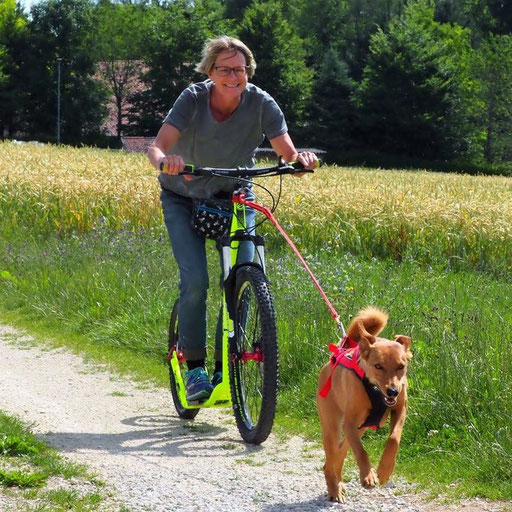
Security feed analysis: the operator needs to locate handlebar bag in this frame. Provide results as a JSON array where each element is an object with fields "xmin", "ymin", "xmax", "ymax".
[{"xmin": 191, "ymin": 198, "xmax": 232, "ymax": 239}]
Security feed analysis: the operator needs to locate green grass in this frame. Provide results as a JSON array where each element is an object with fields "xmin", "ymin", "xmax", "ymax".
[
  {"xmin": 272, "ymin": 251, "xmax": 512, "ymax": 499},
  {"xmin": 0, "ymin": 411, "xmax": 105, "ymax": 510},
  {"xmin": 0, "ymin": 468, "xmax": 46, "ymax": 488},
  {"xmin": 36, "ymin": 488, "xmax": 103, "ymax": 511},
  {"xmin": 2, "ymin": 145, "xmax": 512, "ymax": 504},
  {"xmin": 1, "ymin": 220, "xmax": 512, "ymax": 501}
]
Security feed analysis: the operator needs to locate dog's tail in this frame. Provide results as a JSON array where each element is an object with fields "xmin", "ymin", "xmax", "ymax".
[{"xmin": 346, "ymin": 306, "xmax": 388, "ymax": 341}]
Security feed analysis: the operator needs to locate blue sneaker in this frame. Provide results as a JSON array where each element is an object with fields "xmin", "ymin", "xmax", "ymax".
[
  {"xmin": 211, "ymin": 371, "xmax": 222, "ymax": 387},
  {"xmin": 185, "ymin": 367, "xmax": 213, "ymax": 402}
]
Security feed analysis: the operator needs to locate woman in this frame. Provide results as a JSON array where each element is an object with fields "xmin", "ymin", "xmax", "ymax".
[{"xmin": 148, "ymin": 36, "xmax": 317, "ymax": 402}]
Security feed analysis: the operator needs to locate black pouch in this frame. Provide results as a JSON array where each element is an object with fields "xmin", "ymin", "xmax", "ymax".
[{"xmin": 192, "ymin": 197, "xmax": 232, "ymax": 239}]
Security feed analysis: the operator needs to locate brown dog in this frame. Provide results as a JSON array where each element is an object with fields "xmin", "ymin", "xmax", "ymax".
[{"xmin": 316, "ymin": 307, "xmax": 412, "ymax": 502}]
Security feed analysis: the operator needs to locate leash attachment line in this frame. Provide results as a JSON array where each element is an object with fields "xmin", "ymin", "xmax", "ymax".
[{"xmin": 236, "ymin": 195, "xmax": 341, "ymax": 327}]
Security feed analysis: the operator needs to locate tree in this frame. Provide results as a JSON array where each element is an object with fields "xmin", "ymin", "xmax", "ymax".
[
  {"xmin": 238, "ymin": 0, "xmax": 313, "ymax": 137},
  {"xmin": 0, "ymin": 0, "xmax": 27, "ymax": 138},
  {"xmin": 305, "ymin": 48, "xmax": 356, "ymax": 152},
  {"xmin": 291, "ymin": 0, "xmax": 349, "ymax": 61},
  {"xmin": 126, "ymin": 0, "xmax": 228, "ymax": 135},
  {"xmin": 355, "ymin": 0, "xmax": 477, "ymax": 160},
  {"xmin": 487, "ymin": 0, "xmax": 512, "ymax": 33},
  {"xmin": 94, "ymin": 1, "xmax": 149, "ymax": 138},
  {"xmin": 435, "ymin": 0, "xmax": 512, "ymax": 40},
  {"xmin": 473, "ymin": 34, "xmax": 512, "ymax": 163},
  {"xmin": 21, "ymin": 0, "xmax": 107, "ymax": 144},
  {"xmin": 342, "ymin": 0, "xmax": 407, "ymax": 81},
  {"xmin": 222, "ymin": 0, "xmax": 254, "ymax": 20},
  {"xmin": 292, "ymin": 0, "xmax": 406, "ymax": 81}
]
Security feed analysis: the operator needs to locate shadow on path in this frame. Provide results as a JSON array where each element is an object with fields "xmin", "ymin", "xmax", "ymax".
[
  {"xmin": 39, "ymin": 414, "xmax": 264, "ymax": 459},
  {"xmin": 260, "ymin": 496, "xmax": 333, "ymax": 511}
]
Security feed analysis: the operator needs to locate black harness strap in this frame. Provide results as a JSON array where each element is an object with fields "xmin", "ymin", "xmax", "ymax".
[{"xmin": 359, "ymin": 377, "xmax": 388, "ymax": 430}]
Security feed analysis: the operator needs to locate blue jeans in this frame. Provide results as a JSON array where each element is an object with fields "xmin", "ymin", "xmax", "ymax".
[{"xmin": 160, "ymin": 189, "xmax": 255, "ymax": 362}]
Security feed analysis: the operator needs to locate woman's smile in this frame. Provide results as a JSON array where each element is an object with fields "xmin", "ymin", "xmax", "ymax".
[{"xmin": 209, "ymin": 50, "xmax": 248, "ymax": 105}]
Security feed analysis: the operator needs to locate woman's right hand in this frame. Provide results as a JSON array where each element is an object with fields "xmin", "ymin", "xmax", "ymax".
[{"xmin": 159, "ymin": 154, "xmax": 186, "ymax": 175}]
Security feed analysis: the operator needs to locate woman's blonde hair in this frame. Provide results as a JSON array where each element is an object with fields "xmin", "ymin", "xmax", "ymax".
[{"xmin": 196, "ymin": 36, "xmax": 256, "ymax": 78}]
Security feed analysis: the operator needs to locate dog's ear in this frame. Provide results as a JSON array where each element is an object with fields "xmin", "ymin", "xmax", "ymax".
[{"xmin": 395, "ymin": 335, "xmax": 412, "ymax": 359}]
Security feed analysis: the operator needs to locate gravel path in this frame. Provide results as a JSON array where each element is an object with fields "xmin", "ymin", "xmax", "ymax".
[{"xmin": 0, "ymin": 324, "xmax": 508, "ymax": 512}]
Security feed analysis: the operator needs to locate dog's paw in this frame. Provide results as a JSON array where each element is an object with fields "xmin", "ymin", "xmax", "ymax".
[
  {"xmin": 327, "ymin": 483, "xmax": 346, "ymax": 503},
  {"xmin": 361, "ymin": 468, "xmax": 378, "ymax": 489}
]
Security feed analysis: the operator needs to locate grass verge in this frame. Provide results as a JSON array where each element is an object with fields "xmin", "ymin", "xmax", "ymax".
[
  {"xmin": 0, "ymin": 411, "xmax": 105, "ymax": 511},
  {"xmin": 1, "ymin": 222, "xmax": 512, "ymax": 501}
]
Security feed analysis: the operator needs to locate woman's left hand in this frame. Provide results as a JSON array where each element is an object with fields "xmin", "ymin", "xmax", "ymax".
[{"xmin": 294, "ymin": 151, "xmax": 319, "ymax": 176}]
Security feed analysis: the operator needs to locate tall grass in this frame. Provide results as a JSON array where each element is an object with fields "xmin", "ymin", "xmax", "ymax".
[
  {"xmin": 0, "ymin": 142, "xmax": 160, "ymax": 233},
  {"xmin": 273, "ymin": 167, "xmax": 512, "ymax": 276},
  {"xmin": 2, "ymin": 142, "xmax": 512, "ymax": 498},
  {"xmin": 2, "ymin": 141, "xmax": 512, "ymax": 276}
]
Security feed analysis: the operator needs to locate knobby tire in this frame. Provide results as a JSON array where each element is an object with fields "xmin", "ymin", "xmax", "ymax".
[{"xmin": 229, "ymin": 265, "xmax": 278, "ymax": 444}]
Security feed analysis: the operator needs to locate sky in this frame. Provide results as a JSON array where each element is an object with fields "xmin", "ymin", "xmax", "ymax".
[{"xmin": 19, "ymin": 0, "xmax": 38, "ymax": 12}]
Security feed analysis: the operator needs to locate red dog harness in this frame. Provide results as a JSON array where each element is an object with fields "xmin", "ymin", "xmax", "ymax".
[{"xmin": 318, "ymin": 337, "xmax": 388, "ymax": 430}]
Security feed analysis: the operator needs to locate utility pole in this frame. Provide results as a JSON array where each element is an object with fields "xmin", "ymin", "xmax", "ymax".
[{"xmin": 57, "ymin": 57, "xmax": 62, "ymax": 144}]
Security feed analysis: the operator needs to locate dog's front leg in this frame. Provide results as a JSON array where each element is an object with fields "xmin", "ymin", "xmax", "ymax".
[
  {"xmin": 377, "ymin": 406, "xmax": 406, "ymax": 484},
  {"xmin": 344, "ymin": 423, "xmax": 376, "ymax": 488}
]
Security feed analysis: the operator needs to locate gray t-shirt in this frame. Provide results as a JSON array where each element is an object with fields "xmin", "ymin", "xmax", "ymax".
[{"xmin": 158, "ymin": 80, "xmax": 287, "ymax": 198}]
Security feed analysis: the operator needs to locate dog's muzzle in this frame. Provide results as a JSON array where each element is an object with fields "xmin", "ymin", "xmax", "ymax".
[{"xmin": 384, "ymin": 387, "xmax": 400, "ymax": 407}]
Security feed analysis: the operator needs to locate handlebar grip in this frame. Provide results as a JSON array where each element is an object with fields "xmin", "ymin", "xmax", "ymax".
[
  {"xmin": 159, "ymin": 162, "xmax": 195, "ymax": 174},
  {"xmin": 180, "ymin": 164, "xmax": 195, "ymax": 174},
  {"xmin": 289, "ymin": 158, "xmax": 322, "ymax": 171}
]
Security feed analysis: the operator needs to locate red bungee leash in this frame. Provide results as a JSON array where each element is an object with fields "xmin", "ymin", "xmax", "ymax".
[{"xmin": 236, "ymin": 194, "xmax": 346, "ymax": 336}]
